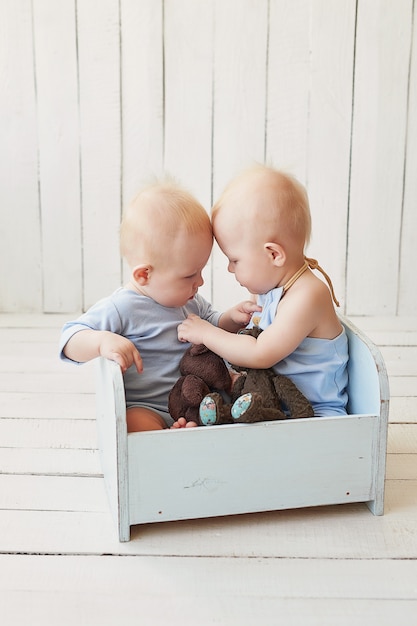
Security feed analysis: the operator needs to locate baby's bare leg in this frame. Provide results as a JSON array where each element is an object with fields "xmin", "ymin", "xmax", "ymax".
[{"xmin": 127, "ymin": 407, "xmax": 166, "ymax": 432}]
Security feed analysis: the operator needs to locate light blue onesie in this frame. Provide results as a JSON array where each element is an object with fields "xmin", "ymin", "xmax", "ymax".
[
  {"xmin": 248, "ymin": 287, "xmax": 349, "ymax": 416},
  {"xmin": 59, "ymin": 288, "xmax": 221, "ymax": 426}
]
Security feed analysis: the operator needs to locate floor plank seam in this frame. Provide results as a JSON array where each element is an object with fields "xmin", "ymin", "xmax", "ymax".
[{"xmin": 0, "ymin": 552, "xmax": 417, "ymax": 561}]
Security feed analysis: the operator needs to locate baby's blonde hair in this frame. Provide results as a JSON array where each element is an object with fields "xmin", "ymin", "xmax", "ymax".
[
  {"xmin": 120, "ymin": 178, "xmax": 212, "ymax": 267},
  {"xmin": 212, "ymin": 164, "xmax": 311, "ymax": 249}
]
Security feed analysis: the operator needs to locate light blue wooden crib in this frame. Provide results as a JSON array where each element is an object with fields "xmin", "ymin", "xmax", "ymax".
[{"xmin": 95, "ymin": 315, "xmax": 389, "ymax": 542}]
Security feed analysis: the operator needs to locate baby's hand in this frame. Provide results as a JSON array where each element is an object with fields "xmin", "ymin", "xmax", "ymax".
[
  {"xmin": 99, "ymin": 332, "xmax": 143, "ymax": 374},
  {"xmin": 177, "ymin": 315, "xmax": 210, "ymax": 345},
  {"xmin": 231, "ymin": 300, "xmax": 262, "ymax": 327}
]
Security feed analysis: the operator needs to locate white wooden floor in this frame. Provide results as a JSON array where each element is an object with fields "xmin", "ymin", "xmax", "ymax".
[{"xmin": 0, "ymin": 314, "xmax": 416, "ymax": 625}]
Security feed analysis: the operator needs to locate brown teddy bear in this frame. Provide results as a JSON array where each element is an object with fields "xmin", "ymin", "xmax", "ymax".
[
  {"xmin": 168, "ymin": 343, "xmax": 233, "ymax": 425},
  {"xmin": 168, "ymin": 327, "xmax": 314, "ymax": 426}
]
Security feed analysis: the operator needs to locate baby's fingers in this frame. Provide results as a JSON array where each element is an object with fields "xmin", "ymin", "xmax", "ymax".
[
  {"xmin": 120, "ymin": 351, "xmax": 143, "ymax": 374},
  {"xmin": 132, "ymin": 349, "xmax": 143, "ymax": 374},
  {"xmin": 244, "ymin": 301, "xmax": 262, "ymax": 313},
  {"xmin": 107, "ymin": 352, "xmax": 129, "ymax": 373}
]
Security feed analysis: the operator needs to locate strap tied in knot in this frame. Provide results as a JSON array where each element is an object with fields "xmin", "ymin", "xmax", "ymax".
[
  {"xmin": 305, "ymin": 256, "xmax": 340, "ymax": 307},
  {"xmin": 283, "ymin": 257, "xmax": 340, "ymax": 307}
]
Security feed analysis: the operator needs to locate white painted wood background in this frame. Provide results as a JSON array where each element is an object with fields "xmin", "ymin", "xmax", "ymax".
[{"xmin": 1, "ymin": 0, "xmax": 416, "ymax": 316}]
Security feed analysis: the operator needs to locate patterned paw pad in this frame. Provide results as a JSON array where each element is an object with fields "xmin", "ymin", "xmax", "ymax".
[
  {"xmin": 199, "ymin": 395, "xmax": 218, "ymax": 426},
  {"xmin": 231, "ymin": 393, "xmax": 253, "ymax": 420}
]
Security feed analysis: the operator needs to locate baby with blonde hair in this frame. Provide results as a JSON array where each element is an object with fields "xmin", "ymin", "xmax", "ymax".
[
  {"xmin": 120, "ymin": 181, "xmax": 213, "ymax": 269},
  {"xmin": 60, "ymin": 179, "xmax": 259, "ymax": 431},
  {"xmin": 178, "ymin": 165, "xmax": 348, "ymax": 419}
]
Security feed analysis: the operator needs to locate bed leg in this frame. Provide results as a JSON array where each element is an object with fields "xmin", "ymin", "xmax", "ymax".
[{"xmin": 96, "ymin": 357, "xmax": 131, "ymax": 542}]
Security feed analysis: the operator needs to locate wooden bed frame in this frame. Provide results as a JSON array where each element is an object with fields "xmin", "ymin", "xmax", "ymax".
[{"xmin": 95, "ymin": 315, "xmax": 390, "ymax": 542}]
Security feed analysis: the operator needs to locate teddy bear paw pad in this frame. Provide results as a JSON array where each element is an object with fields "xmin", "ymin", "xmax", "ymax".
[
  {"xmin": 199, "ymin": 395, "xmax": 218, "ymax": 426},
  {"xmin": 231, "ymin": 393, "xmax": 253, "ymax": 420}
]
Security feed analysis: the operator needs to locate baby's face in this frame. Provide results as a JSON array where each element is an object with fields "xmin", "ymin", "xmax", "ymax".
[
  {"xmin": 214, "ymin": 213, "xmax": 278, "ymax": 295},
  {"xmin": 143, "ymin": 231, "xmax": 212, "ymax": 308}
]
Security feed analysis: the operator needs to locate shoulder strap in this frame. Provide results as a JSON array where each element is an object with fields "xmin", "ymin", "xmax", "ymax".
[{"xmin": 304, "ymin": 256, "xmax": 340, "ymax": 307}]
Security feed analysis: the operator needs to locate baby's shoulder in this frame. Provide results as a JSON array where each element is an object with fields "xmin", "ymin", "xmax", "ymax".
[
  {"xmin": 286, "ymin": 271, "xmax": 328, "ymax": 304},
  {"xmin": 303, "ymin": 271, "xmax": 335, "ymax": 302}
]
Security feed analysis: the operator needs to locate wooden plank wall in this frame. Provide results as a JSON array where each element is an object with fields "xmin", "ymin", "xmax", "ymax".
[{"xmin": 0, "ymin": 0, "xmax": 416, "ymax": 316}]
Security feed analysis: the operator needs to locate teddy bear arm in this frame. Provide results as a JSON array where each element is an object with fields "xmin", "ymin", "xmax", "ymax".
[
  {"xmin": 168, "ymin": 375, "xmax": 211, "ymax": 423},
  {"xmin": 239, "ymin": 370, "xmax": 280, "ymax": 408},
  {"xmin": 273, "ymin": 374, "xmax": 314, "ymax": 418},
  {"xmin": 168, "ymin": 376, "xmax": 187, "ymax": 420},
  {"xmin": 182, "ymin": 375, "xmax": 211, "ymax": 406}
]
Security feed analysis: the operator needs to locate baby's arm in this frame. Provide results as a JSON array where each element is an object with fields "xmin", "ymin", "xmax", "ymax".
[
  {"xmin": 178, "ymin": 284, "xmax": 331, "ymax": 369},
  {"xmin": 64, "ymin": 330, "xmax": 143, "ymax": 374}
]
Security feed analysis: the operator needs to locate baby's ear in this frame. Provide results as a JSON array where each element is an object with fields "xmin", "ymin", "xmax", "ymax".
[
  {"xmin": 264, "ymin": 242, "xmax": 285, "ymax": 266},
  {"xmin": 132, "ymin": 264, "xmax": 152, "ymax": 285}
]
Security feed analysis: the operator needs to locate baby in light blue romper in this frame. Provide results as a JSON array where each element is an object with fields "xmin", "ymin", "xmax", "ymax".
[
  {"xmin": 60, "ymin": 180, "xmax": 259, "ymax": 432},
  {"xmin": 177, "ymin": 165, "xmax": 349, "ymax": 420}
]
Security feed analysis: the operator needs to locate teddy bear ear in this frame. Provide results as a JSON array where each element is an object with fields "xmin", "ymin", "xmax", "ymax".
[{"xmin": 189, "ymin": 344, "xmax": 209, "ymax": 356}]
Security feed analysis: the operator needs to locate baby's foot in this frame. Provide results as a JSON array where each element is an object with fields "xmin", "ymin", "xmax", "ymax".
[{"xmin": 171, "ymin": 417, "xmax": 197, "ymax": 429}]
